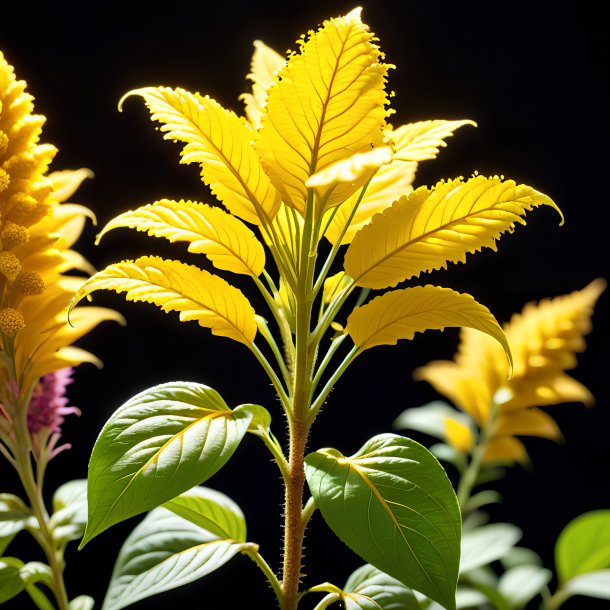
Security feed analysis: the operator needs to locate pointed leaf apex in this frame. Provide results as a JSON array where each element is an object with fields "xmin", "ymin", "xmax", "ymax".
[{"xmin": 346, "ymin": 7, "xmax": 364, "ymax": 21}]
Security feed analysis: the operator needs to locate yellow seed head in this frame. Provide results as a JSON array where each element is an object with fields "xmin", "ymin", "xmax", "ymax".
[
  {"xmin": 9, "ymin": 192, "xmax": 37, "ymax": 214},
  {"xmin": 0, "ymin": 250, "xmax": 21, "ymax": 280},
  {"xmin": 0, "ymin": 307, "xmax": 25, "ymax": 337},
  {"xmin": 14, "ymin": 268, "xmax": 45, "ymax": 295},
  {"xmin": 1, "ymin": 221, "xmax": 29, "ymax": 248}
]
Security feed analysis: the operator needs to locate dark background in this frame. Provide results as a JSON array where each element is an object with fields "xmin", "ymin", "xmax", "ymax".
[{"xmin": 1, "ymin": 1, "xmax": 609, "ymax": 608}]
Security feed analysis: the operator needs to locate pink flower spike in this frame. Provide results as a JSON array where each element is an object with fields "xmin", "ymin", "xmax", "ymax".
[{"xmin": 27, "ymin": 368, "xmax": 78, "ymax": 435}]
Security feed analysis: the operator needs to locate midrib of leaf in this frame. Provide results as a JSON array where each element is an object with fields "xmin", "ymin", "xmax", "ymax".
[
  {"xmin": 351, "ymin": 197, "xmax": 532, "ymax": 285},
  {"xmin": 343, "ymin": 459, "xmax": 443, "ymax": 600},
  {"xmin": 308, "ymin": 27, "xmax": 352, "ymax": 176},
  {"xmin": 98, "ymin": 411, "xmax": 230, "ymax": 531}
]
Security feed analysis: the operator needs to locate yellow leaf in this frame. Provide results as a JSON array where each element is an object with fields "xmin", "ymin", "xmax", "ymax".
[
  {"xmin": 97, "ymin": 199, "xmax": 265, "ymax": 277},
  {"xmin": 483, "ymin": 437, "xmax": 528, "ymax": 464},
  {"xmin": 414, "ymin": 360, "xmax": 492, "ymax": 425},
  {"xmin": 241, "ymin": 40, "xmax": 285, "ymax": 129},
  {"xmin": 494, "ymin": 408, "xmax": 562, "ymax": 440},
  {"xmin": 345, "ymin": 285, "xmax": 511, "ymax": 367},
  {"xmin": 71, "ymin": 256, "xmax": 257, "ymax": 345},
  {"xmin": 506, "ymin": 278, "xmax": 606, "ymax": 379},
  {"xmin": 256, "ymin": 8, "xmax": 391, "ymax": 214},
  {"xmin": 344, "ymin": 175, "xmax": 562, "ymax": 289},
  {"xmin": 444, "ymin": 417, "xmax": 474, "ymax": 453},
  {"xmin": 121, "ymin": 87, "xmax": 280, "ymax": 225},
  {"xmin": 323, "ymin": 271, "xmax": 349, "ymax": 305},
  {"xmin": 498, "ymin": 374, "xmax": 594, "ymax": 411},
  {"xmin": 324, "ymin": 120, "xmax": 472, "ymax": 245},
  {"xmin": 389, "ymin": 120, "xmax": 476, "ymax": 162}
]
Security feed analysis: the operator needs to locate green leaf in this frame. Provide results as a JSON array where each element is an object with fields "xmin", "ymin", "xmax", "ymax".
[
  {"xmin": 498, "ymin": 565, "xmax": 551, "ymax": 608},
  {"xmin": 50, "ymin": 480, "xmax": 88, "ymax": 544},
  {"xmin": 460, "ymin": 523, "xmax": 521, "ymax": 573},
  {"xmin": 0, "ymin": 557, "xmax": 24, "ymax": 604},
  {"xmin": 18, "ymin": 562, "xmax": 53, "ymax": 588},
  {"xmin": 393, "ymin": 402, "xmax": 472, "ymax": 441},
  {"xmin": 305, "ymin": 433, "xmax": 461, "ymax": 610},
  {"xmin": 83, "ymin": 382, "xmax": 252, "ymax": 546},
  {"xmin": 464, "ymin": 491, "xmax": 502, "ymax": 513},
  {"xmin": 102, "ymin": 503, "xmax": 248, "ymax": 610},
  {"xmin": 162, "ymin": 486, "xmax": 246, "ymax": 542},
  {"xmin": 239, "ymin": 403, "xmax": 272, "ymax": 434},
  {"xmin": 69, "ymin": 595, "xmax": 95, "ymax": 610},
  {"xmin": 26, "ymin": 584, "xmax": 56, "ymax": 610},
  {"xmin": 501, "ymin": 547, "xmax": 542, "ymax": 570},
  {"xmin": 564, "ymin": 570, "xmax": 610, "ymax": 600},
  {"xmin": 0, "ymin": 494, "xmax": 32, "ymax": 555},
  {"xmin": 343, "ymin": 564, "xmax": 422, "ymax": 610},
  {"xmin": 555, "ymin": 510, "xmax": 610, "ymax": 583},
  {"xmin": 426, "ymin": 587, "xmax": 491, "ymax": 610}
]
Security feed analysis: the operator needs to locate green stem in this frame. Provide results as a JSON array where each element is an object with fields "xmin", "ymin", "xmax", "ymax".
[
  {"xmin": 301, "ymin": 497, "xmax": 316, "ymax": 530},
  {"xmin": 12, "ymin": 409, "xmax": 70, "ymax": 610},
  {"xmin": 256, "ymin": 428, "xmax": 290, "ymax": 482},
  {"xmin": 456, "ymin": 403, "xmax": 498, "ymax": 511},
  {"xmin": 310, "ymin": 334, "xmax": 347, "ymax": 398},
  {"xmin": 540, "ymin": 588, "xmax": 571, "ymax": 610},
  {"xmin": 309, "ymin": 346, "xmax": 358, "ymax": 423},
  {"xmin": 248, "ymin": 342, "xmax": 290, "ymax": 409},
  {"xmin": 242, "ymin": 544, "xmax": 284, "ymax": 605}
]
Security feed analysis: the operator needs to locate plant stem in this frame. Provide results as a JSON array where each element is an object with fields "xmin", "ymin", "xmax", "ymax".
[
  {"xmin": 456, "ymin": 403, "xmax": 497, "ymax": 512},
  {"xmin": 242, "ymin": 544, "xmax": 284, "ymax": 604},
  {"xmin": 540, "ymin": 588, "xmax": 570, "ymax": 610},
  {"xmin": 12, "ymin": 412, "xmax": 70, "ymax": 610}
]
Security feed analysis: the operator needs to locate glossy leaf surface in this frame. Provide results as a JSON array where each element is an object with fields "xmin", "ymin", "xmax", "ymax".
[
  {"xmin": 97, "ymin": 199, "xmax": 265, "ymax": 276},
  {"xmin": 71, "ymin": 256, "xmax": 257, "ymax": 345},
  {"xmin": 497, "ymin": 565, "xmax": 551, "ymax": 608},
  {"xmin": 344, "ymin": 175, "xmax": 561, "ymax": 289},
  {"xmin": 256, "ymin": 8, "xmax": 390, "ymax": 213},
  {"xmin": 121, "ymin": 87, "xmax": 280, "ymax": 224},
  {"xmin": 102, "ymin": 502, "xmax": 247, "ymax": 610},
  {"xmin": 305, "ymin": 433, "xmax": 460, "ymax": 610},
  {"xmin": 50, "ymin": 479, "xmax": 88, "ymax": 544},
  {"xmin": 345, "ymin": 286, "xmax": 510, "ymax": 366},
  {"xmin": 564, "ymin": 570, "xmax": 610, "ymax": 600},
  {"xmin": 83, "ymin": 382, "xmax": 251, "ymax": 545}
]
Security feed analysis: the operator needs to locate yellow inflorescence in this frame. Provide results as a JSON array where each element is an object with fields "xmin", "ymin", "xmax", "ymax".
[
  {"xmin": 0, "ymin": 250, "xmax": 21, "ymax": 281},
  {"xmin": 0, "ymin": 307, "xmax": 25, "ymax": 336},
  {"xmin": 1, "ymin": 221, "xmax": 29, "ymax": 248}
]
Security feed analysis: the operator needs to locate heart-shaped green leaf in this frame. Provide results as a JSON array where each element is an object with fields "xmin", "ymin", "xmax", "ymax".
[
  {"xmin": 102, "ymin": 490, "xmax": 248, "ymax": 610},
  {"xmin": 305, "ymin": 433, "xmax": 461, "ymax": 610},
  {"xmin": 555, "ymin": 510, "xmax": 610, "ymax": 583},
  {"xmin": 82, "ymin": 382, "xmax": 252, "ymax": 545}
]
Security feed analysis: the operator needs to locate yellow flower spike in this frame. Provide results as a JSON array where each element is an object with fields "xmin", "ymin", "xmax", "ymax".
[{"xmin": 0, "ymin": 130, "xmax": 8, "ymax": 155}]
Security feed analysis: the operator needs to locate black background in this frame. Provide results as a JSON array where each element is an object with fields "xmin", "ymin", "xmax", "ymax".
[{"xmin": 1, "ymin": 1, "xmax": 609, "ymax": 609}]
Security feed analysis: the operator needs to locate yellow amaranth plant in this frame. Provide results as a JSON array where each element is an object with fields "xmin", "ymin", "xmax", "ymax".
[{"xmin": 415, "ymin": 279, "xmax": 605, "ymax": 463}]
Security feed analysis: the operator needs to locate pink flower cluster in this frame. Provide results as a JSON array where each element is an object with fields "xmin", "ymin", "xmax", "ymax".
[{"xmin": 27, "ymin": 368, "xmax": 80, "ymax": 435}]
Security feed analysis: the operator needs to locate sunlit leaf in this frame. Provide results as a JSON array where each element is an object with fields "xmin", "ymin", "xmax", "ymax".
[
  {"xmin": 242, "ymin": 40, "xmax": 285, "ymax": 129},
  {"xmin": 305, "ymin": 433, "xmax": 461, "ymax": 610},
  {"xmin": 97, "ymin": 199, "xmax": 265, "ymax": 276},
  {"xmin": 345, "ymin": 286, "xmax": 510, "ymax": 368},
  {"xmin": 494, "ymin": 408, "xmax": 561, "ymax": 440},
  {"xmin": 556, "ymin": 510, "xmax": 610, "ymax": 583},
  {"xmin": 0, "ymin": 495, "xmax": 31, "ymax": 555},
  {"xmin": 102, "ymin": 505, "xmax": 247, "ymax": 610},
  {"xmin": 163, "ymin": 486, "xmax": 246, "ymax": 542},
  {"xmin": 0, "ymin": 558, "xmax": 24, "ymax": 604},
  {"xmin": 69, "ymin": 596, "xmax": 95, "ymax": 610},
  {"xmin": 344, "ymin": 175, "xmax": 561, "ymax": 289},
  {"xmin": 82, "ymin": 382, "xmax": 252, "ymax": 545},
  {"xmin": 482, "ymin": 437, "xmax": 528, "ymax": 464},
  {"xmin": 389, "ymin": 120, "xmax": 476, "ymax": 162},
  {"xmin": 342, "ymin": 564, "xmax": 422, "ymax": 610},
  {"xmin": 564, "ymin": 570, "xmax": 610, "ymax": 600},
  {"xmin": 121, "ymin": 87, "xmax": 280, "ymax": 224},
  {"xmin": 50, "ymin": 479, "xmax": 88, "ymax": 544},
  {"xmin": 71, "ymin": 256, "xmax": 257, "ymax": 345},
  {"xmin": 256, "ymin": 8, "xmax": 390, "ymax": 213},
  {"xmin": 497, "ymin": 565, "xmax": 551, "ymax": 608},
  {"xmin": 460, "ymin": 523, "xmax": 522, "ymax": 573},
  {"xmin": 393, "ymin": 401, "xmax": 472, "ymax": 441}
]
